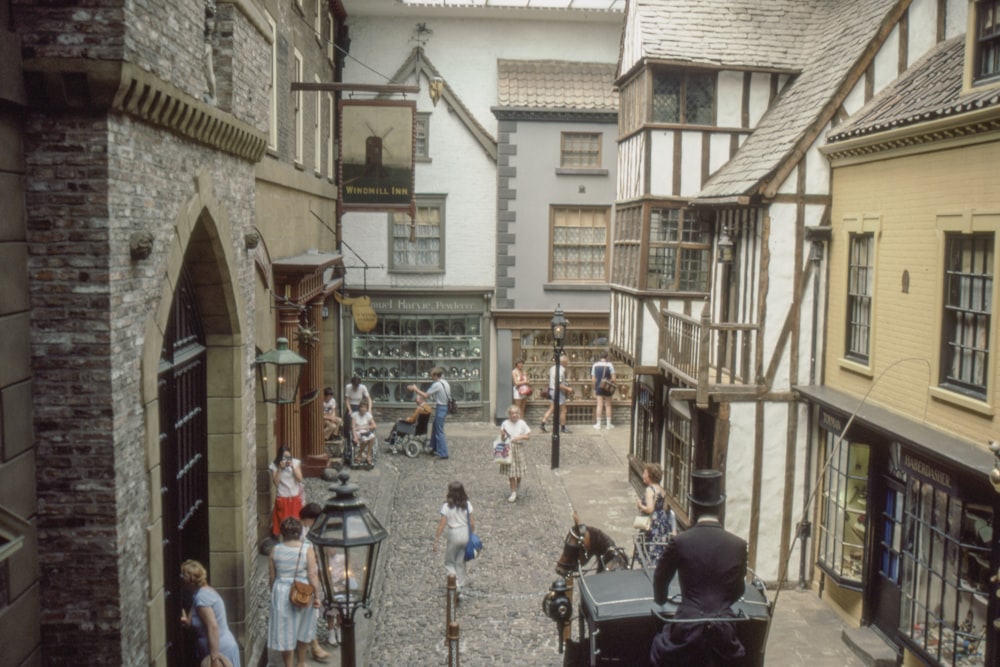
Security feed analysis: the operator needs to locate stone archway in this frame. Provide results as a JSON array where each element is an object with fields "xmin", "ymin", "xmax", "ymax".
[{"xmin": 140, "ymin": 170, "xmax": 251, "ymax": 665}]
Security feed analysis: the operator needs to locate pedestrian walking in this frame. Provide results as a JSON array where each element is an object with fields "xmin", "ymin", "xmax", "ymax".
[
  {"xmin": 269, "ymin": 446, "xmax": 303, "ymax": 538},
  {"xmin": 299, "ymin": 503, "xmax": 332, "ymax": 662},
  {"xmin": 433, "ymin": 481, "xmax": 474, "ymax": 598},
  {"xmin": 511, "ymin": 358, "xmax": 531, "ymax": 416},
  {"xmin": 408, "ymin": 367, "xmax": 451, "ymax": 458},
  {"xmin": 498, "ymin": 405, "xmax": 531, "ymax": 503},
  {"xmin": 268, "ymin": 517, "xmax": 322, "ymax": 667},
  {"xmin": 591, "ymin": 352, "xmax": 616, "ymax": 429},
  {"xmin": 540, "ymin": 355, "xmax": 573, "ymax": 433},
  {"xmin": 179, "ymin": 560, "xmax": 241, "ymax": 667}
]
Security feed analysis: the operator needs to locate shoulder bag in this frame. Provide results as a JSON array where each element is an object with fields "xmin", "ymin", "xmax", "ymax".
[
  {"xmin": 288, "ymin": 543, "xmax": 315, "ymax": 607},
  {"xmin": 443, "ymin": 381, "xmax": 458, "ymax": 415},
  {"xmin": 464, "ymin": 507, "xmax": 482, "ymax": 561},
  {"xmin": 600, "ymin": 378, "xmax": 617, "ymax": 395}
]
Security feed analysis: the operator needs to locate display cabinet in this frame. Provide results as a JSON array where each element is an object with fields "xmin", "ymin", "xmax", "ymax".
[
  {"xmin": 517, "ymin": 328, "xmax": 633, "ymax": 402},
  {"xmin": 351, "ymin": 314, "xmax": 483, "ymax": 406}
]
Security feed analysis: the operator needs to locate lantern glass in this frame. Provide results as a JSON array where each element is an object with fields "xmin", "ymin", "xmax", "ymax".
[
  {"xmin": 255, "ymin": 337, "xmax": 307, "ymax": 404},
  {"xmin": 550, "ymin": 307, "xmax": 568, "ymax": 345}
]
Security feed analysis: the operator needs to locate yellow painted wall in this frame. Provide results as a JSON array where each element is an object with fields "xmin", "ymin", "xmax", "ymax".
[{"xmin": 826, "ymin": 136, "xmax": 1000, "ymax": 446}]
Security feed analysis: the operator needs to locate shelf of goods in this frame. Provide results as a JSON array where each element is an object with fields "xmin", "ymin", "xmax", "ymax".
[
  {"xmin": 352, "ymin": 314, "xmax": 482, "ymax": 406},
  {"xmin": 518, "ymin": 328, "xmax": 632, "ymax": 403}
]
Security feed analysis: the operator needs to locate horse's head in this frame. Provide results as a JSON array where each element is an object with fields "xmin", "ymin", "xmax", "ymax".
[{"xmin": 555, "ymin": 513, "xmax": 628, "ymax": 576}]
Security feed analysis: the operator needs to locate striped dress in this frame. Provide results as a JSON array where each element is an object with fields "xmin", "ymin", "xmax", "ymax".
[{"xmin": 268, "ymin": 541, "xmax": 318, "ymax": 651}]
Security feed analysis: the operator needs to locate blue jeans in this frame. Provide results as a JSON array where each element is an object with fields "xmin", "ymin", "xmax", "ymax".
[{"xmin": 430, "ymin": 404, "xmax": 449, "ymax": 457}]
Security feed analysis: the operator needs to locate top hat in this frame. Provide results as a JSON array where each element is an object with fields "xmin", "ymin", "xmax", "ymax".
[{"xmin": 688, "ymin": 469, "xmax": 726, "ymax": 508}]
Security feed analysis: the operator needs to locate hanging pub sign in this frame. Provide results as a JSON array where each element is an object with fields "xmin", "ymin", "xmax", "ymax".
[{"xmin": 339, "ymin": 99, "xmax": 415, "ymax": 212}]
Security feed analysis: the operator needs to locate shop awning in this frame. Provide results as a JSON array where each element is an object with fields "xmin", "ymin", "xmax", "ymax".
[{"xmin": 794, "ymin": 384, "xmax": 992, "ymax": 478}]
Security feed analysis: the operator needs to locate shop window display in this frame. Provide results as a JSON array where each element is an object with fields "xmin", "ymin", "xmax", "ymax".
[
  {"xmin": 898, "ymin": 480, "xmax": 990, "ymax": 667},
  {"xmin": 817, "ymin": 435, "xmax": 869, "ymax": 585},
  {"xmin": 351, "ymin": 314, "xmax": 482, "ymax": 406}
]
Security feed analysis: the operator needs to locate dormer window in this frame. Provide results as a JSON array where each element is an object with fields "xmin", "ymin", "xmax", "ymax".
[{"xmin": 976, "ymin": 0, "xmax": 1000, "ymax": 83}]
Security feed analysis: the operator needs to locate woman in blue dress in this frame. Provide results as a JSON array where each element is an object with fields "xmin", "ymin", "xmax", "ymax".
[
  {"xmin": 180, "ymin": 560, "xmax": 241, "ymax": 667},
  {"xmin": 636, "ymin": 462, "xmax": 677, "ymax": 566},
  {"xmin": 269, "ymin": 516, "xmax": 321, "ymax": 667}
]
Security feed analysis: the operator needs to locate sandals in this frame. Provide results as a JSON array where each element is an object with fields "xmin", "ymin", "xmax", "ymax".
[{"xmin": 312, "ymin": 646, "xmax": 331, "ymax": 661}]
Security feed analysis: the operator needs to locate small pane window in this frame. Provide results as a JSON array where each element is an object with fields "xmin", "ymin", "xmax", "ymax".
[
  {"xmin": 551, "ymin": 206, "xmax": 609, "ymax": 281},
  {"xmin": 662, "ymin": 402, "xmax": 693, "ymax": 518},
  {"xmin": 846, "ymin": 233, "xmax": 874, "ymax": 362},
  {"xmin": 647, "ymin": 209, "xmax": 710, "ymax": 292},
  {"xmin": 415, "ymin": 113, "xmax": 430, "ymax": 161},
  {"xmin": 940, "ymin": 233, "xmax": 993, "ymax": 399},
  {"xmin": 976, "ymin": 0, "xmax": 1000, "ymax": 82},
  {"xmin": 389, "ymin": 197, "xmax": 444, "ymax": 273},
  {"xmin": 817, "ymin": 436, "xmax": 869, "ymax": 585},
  {"xmin": 612, "ymin": 205, "xmax": 642, "ymax": 289},
  {"xmin": 652, "ymin": 71, "xmax": 716, "ymax": 125},
  {"xmin": 560, "ymin": 132, "xmax": 601, "ymax": 168}
]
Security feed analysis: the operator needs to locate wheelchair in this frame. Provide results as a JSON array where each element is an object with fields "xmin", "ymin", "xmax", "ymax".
[
  {"xmin": 347, "ymin": 430, "xmax": 378, "ymax": 469},
  {"xmin": 385, "ymin": 412, "xmax": 433, "ymax": 458}
]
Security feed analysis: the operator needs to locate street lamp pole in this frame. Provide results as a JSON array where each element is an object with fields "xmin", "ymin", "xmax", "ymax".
[{"xmin": 550, "ymin": 306, "xmax": 568, "ymax": 470}]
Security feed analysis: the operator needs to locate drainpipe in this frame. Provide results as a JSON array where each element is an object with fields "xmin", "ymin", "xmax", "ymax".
[{"xmin": 798, "ymin": 238, "xmax": 824, "ymax": 589}]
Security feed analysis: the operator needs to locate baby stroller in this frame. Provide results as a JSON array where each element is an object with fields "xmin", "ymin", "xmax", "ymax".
[
  {"xmin": 348, "ymin": 429, "xmax": 378, "ymax": 469},
  {"xmin": 385, "ymin": 412, "xmax": 432, "ymax": 458}
]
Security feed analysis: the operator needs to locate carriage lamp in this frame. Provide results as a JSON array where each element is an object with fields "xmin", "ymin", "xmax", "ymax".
[
  {"xmin": 308, "ymin": 472, "xmax": 388, "ymax": 667},
  {"xmin": 717, "ymin": 224, "xmax": 734, "ymax": 265},
  {"xmin": 543, "ymin": 578, "xmax": 572, "ymax": 653},
  {"xmin": 255, "ymin": 337, "xmax": 307, "ymax": 404},
  {"xmin": 550, "ymin": 306, "xmax": 568, "ymax": 469}
]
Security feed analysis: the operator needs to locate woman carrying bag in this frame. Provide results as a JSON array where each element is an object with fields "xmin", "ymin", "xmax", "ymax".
[
  {"xmin": 268, "ymin": 517, "xmax": 321, "ymax": 667},
  {"xmin": 433, "ymin": 481, "xmax": 474, "ymax": 600},
  {"xmin": 498, "ymin": 405, "xmax": 531, "ymax": 503}
]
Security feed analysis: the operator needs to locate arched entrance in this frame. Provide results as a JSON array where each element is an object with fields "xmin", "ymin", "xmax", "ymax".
[{"xmin": 160, "ymin": 264, "xmax": 210, "ymax": 666}]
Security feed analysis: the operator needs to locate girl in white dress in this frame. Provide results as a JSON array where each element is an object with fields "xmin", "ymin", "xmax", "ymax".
[{"xmin": 498, "ymin": 405, "xmax": 531, "ymax": 503}]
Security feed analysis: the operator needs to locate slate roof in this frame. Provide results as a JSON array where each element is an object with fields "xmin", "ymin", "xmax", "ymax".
[
  {"xmin": 828, "ymin": 36, "xmax": 1000, "ymax": 142},
  {"xmin": 630, "ymin": 0, "xmax": 825, "ymax": 71},
  {"xmin": 693, "ymin": 0, "xmax": 902, "ymax": 199},
  {"xmin": 497, "ymin": 60, "xmax": 618, "ymax": 112}
]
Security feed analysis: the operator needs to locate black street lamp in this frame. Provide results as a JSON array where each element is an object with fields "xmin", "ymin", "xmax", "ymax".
[
  {"xmin": 550, "ymin": 306, "xmax": 568, "ymax": 469},
  {"xmin": 308, "ymin": 472, "xmax": 388, "ymax": 667},
  {"xmin": 255, "ymin": 337, "xmax": 308, "ymax": 404}
]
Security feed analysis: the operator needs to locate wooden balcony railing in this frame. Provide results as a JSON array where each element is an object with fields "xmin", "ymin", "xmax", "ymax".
[{"xmin": 659, "ymin": 305, "xmax": 759, "ymax": 406}]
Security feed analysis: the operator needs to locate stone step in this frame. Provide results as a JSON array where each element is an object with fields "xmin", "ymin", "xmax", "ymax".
[{"xmin": 841, "ymin": 626, "xmax": 898, "ymax": 667}]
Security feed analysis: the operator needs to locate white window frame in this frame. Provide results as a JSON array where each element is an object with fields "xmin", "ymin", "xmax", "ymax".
[
  {"xmin": 266, "ymin": 10, "xmax": 278, "ymax": 151},
  {"xmin": 414, "ymin": 112, "xmax": 431, "ymax": 162},
  {"xmin": 314, "ymin": 74, "xmax": 322, "ymax": 175},
  {"xmin": 560, "ymin": 132, "xmax": 602, "ymax": 169},
  {"xmin": 327, "ymin": 92, "xmax": 335, "ymax": 179},
  {"xmin": 294, "ymin": 49, "xmax": 303, "ymax": 165},
  {"xmin": 549, "ymin": 205, "xmax": 610, "ymax": 283},
  {"xmin": 388, "ymin": 196, "xmax": 446, "ymax": 273}
]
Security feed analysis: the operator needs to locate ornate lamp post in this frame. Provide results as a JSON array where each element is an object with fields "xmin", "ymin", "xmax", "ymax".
[
  {"xmin": 255, "ymin": 337, "xmax": 307, "ymax": 404},
  {"xmin": 308, "ymin": 472, "xmax": 388, "ymax": 667},
  {"xmin": 550, "ymin": 306, "xmax": 568, "ymax": 469}
]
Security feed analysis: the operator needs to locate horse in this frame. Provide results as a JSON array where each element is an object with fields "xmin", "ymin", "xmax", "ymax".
[{"xmin": 555, "ymin": 512, "xmax": 630, "ymax": 577}]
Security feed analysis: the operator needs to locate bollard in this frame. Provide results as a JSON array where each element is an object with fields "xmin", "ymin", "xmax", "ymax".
[
  {"xmin": 446, "ymin": 574, "xmax": 458, "ymax": 625},
  {"xmin": 447, "ymin": 621, "xmax": 460, "ymax": 666}
]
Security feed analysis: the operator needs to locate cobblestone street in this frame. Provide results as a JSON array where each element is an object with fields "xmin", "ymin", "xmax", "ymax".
[{"xmin": 261, "ymin": 421, "xmax": 866, "ymax": 667}]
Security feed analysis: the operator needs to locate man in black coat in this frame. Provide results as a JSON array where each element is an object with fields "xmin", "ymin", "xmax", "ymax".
[{"xmin": 650, "ymin": 469, "xmax": 748, "ymax": 667}]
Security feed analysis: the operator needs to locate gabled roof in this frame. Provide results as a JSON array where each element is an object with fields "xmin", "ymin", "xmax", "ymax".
[
  {"xmin": 628, "ymin": 0, "xmax": 824, "ymax": 72},
  {"xmin": 828, "ymin": 36, "xmax": 1000, "ymax": 142},
  {"xmin": 695, "ymin": 0, "xmax": 905, "ymax": 200},
  {"xmin": 496, "ymin": 60, "xmax": 618, "ymax": 113}
]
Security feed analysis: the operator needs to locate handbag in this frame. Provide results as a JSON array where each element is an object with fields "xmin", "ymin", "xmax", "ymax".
[
  {"xmin": 464, "ymin": 508, "xmax": 482, "ymax": 561},
  {"xmin": 288, "ymin": 543, "xmax": 315, "ymax": 607},
  {"xmin": 517, "ymin": 383, "xmax": 533, "ymax": 397},
  {"xmin": 600, "ymin": 378, "xmax": 617, "ymax": 395},
  {"xmin": 492, "ymin": 439, "xmax": 512, "ymax": 465},
  {"xmin": 540, "ymin": 387, "xmax": 551, "ymax": 400},
  {"xmin": 632, "ymin": 514, "xmax": 651, "ymax": 532}
]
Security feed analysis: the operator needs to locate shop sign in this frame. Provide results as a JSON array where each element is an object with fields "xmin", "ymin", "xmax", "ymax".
[
  {"xmin": 900, "ymin": 449, "xmax": 957, "ymax": 494},
  {"xmin": 335, "ymin": 293, "xmax": 378, "ymax": 332},
  {"xmin": 339, "ymin": 100, "xmax": 415, "ymax": 212},
  {"xmin": 818, "ymin": 408, "xmax": 847, "ymax": 436},
  {"xmin": 368, "ymin": 295, "xmax": 482, "ymax": 313}
]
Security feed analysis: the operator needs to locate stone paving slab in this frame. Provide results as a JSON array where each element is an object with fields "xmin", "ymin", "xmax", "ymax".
[{"xmin": 261, "ymin": 421, "xmax": 867, "ymax": 666}]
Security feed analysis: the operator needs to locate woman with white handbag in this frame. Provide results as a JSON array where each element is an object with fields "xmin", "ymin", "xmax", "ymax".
[{"xmin": 635, "ymin": 463, "xmax": 677, "ymax": 566}]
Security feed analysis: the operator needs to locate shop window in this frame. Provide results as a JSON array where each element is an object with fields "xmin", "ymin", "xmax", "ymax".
[
  {"xmin": 976, "ymin": 0, "xmax": 1000, "ymax": 84},
  {"xmin": 389, "ymin": 196, "xmax": 444, "ymax": 273},
  {"xmin": 817, "ymin": 435, "xmax": 869, "ymax": 585},
  {"xmin": 550, "ymin": 206, "xmax": 609, "ymax": 282},
  {"xmin": 662, "ymin": 400, "xmax": 694, "ymax": 517},
  {"xmin": 560, "ymin": 132, "xmax": 601, "ymax": 169},
  {"xmin": 518, "ymin": 328, "xmax": 632, "ymax": 408},
  {"xmin": 846, "ymin": 233, "xmax": 874, "ymax": 363},
  {"xmin": 415, "ymin": 113, "xmax": 430, "ymax": 162},
  {"xmin": 898, "ymin": 480, "xmax": 990, "ymax": 666},
  {"xmin": 651, "ymin": 70, "xmax": 715, "ymax": 125},
  {"xmin": 351, "ymin": 314, "xmax": 481, "ymax": 406},
  {"xmin": 939, "ymin": 233, "xmax": 992, "ymax": 400},
  {"xmin": 647, "ymin": 208, "xmax": 711, "ymax": 293}
]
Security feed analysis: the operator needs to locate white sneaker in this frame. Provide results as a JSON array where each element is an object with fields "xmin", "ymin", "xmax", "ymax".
[
  {"xmin": 593, "ymin": 423, "xmax": 601, "ymax": 429},
  {"xmin": 606, "ymin": 423, "xmax": 615, "ymax": 429},
  {"xmin": 507, "ymin": 492, "xmax": 517, "ymax": 503}
]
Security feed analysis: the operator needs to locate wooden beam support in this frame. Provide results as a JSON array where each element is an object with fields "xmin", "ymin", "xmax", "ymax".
[{"xmin": 290, "ymin": 82, "xmax": 420, "ymax": 94}]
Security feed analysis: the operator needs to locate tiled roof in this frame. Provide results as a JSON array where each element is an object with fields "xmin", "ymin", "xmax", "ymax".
[
  {"xmin": 497, "ymin": 60, "xmax": 618, "ymax": 112},
  {"xmin": 828, "ymin": 36, "xmax": 1000, "ymax": 142},
  {"xmin": 632, "ymin": 0, "xmax": 826, "ymax": 71},
  {"xmin": 697, "ymin": 0, "xmax": 901, "ymax": 199}
]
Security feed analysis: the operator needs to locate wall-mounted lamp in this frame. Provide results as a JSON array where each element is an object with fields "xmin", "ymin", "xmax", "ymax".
[
  {"xmin": 989, "ymin": 440, "xmax": 1000, "ymax": 493},
  {"xmin": 429, "ymin": 76, "xmax": 444, "ymax": 107},
  {"xmin": 255, "ymin": 337, "xmax": 307, "ymax": 404},
  {"xmin": 717, "ymin": 225, "xmax": 734, "ymax": 265},
  {"xmin": 809, "ymin": 240, "xmax": 824, "ymax": 264}
]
